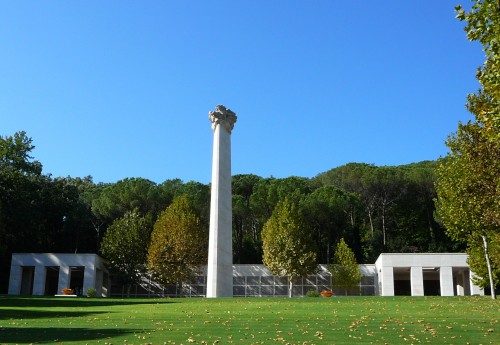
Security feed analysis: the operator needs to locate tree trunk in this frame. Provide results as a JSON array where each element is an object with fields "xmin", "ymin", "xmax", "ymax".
[
  {"xmin": 367, "ymin": 209, "xmax": 374, "ymax": 236},
  {"xmin": 482, "ymin": 233, "xmax": 496, "ymax": 300},
  {"xmin": 381, "ymin": 205, "xmax": 386, "ymax": 246},
  {"xmin": 288, "ymin": 279, "xmax": 293, "ymax": 298}
]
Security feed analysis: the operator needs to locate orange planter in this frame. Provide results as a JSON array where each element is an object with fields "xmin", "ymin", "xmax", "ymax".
[
  {"xmin": 320, "ymin": 289, "xmax": 334, "ymax": 297},
  {"xmin": 61, "ymin": 288, "xmax": 74, "ymax": 295}
]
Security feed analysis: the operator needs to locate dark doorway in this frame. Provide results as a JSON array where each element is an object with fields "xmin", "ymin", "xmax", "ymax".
[
  {"xmin": 70, "ymin": 267, "xmax": 85, "ymax": 295},
  {"xmin": 423, "ymin": 280, "xmax": 440, "ymax": 296},
  {"xmin": 20, "ymin": 266, "xmax": 35, "ymax": 295},
  {"xmin": 423, "ymin": 270, "xmax": 440, "ymax": 296},
  {"xmin": 394, "ymin": 280, "xmax": 411, "ymax": 296},
  {"xmin": 44, "ymin": 266, "xmax": 60, "ymax": 295}
]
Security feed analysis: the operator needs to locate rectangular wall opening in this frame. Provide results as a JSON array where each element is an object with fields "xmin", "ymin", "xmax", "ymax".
[
  {"xmin": 20, "ymin": 266, "xmax": 35, "ymax": 295},
  {"xmin": 44, "ymin": 266, "xmax": 60, "ymax": 295},
  {"xmin": 423, "ymin": 270, "xmax": 440, "ymax": 296},
  {"xmin": 393, "ymin": 268, "xmax": 411, "ymax": 296},
  {"xmin": 70, "ymin": 267, "xmax": 85, "ymax": 295}
]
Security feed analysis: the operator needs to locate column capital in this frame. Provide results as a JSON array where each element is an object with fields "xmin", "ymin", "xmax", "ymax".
[{"xmin": 209, "ymin": 105, "xmax": 237, "ymax": 133}]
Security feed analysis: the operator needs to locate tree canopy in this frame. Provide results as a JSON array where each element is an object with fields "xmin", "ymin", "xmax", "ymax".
[
  {"xmin": 147, "ymin": 195, "xmax": 208, "ymax": 292},
  {"xmin": 261, "ymin": 198, "xmax": 317, "ymax": 297},
  {"xmin": 456, "ymin": 0, "xmax": 500, "ymax": 141},
  {"xmin": 329, "ymin": 238, "xmax": 361, "ymax": 295},
  {"xmin": 435, "ymin": 0, "xmax": 500, "ymax": 299},
  {"xmin": 100, "ymin": 210, "xmax": 152, "ymax": 295}
]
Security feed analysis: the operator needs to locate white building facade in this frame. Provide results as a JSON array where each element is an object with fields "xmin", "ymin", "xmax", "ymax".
[
  {"xmin": 8, "ymin": 253, "xmax": 109, "ymax": 297},
  {"xmin": 375, "ymin": 253, "xmax": 483, "ymax": 296},
  {"xmin": 8, "ymin": 253, "xmax": 483, "ymax": 298}
]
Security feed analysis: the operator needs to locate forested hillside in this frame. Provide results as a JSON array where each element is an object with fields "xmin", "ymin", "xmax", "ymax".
[{"xmin": 0, "ymin": 131, "xmax": 463, "ymax": 293}]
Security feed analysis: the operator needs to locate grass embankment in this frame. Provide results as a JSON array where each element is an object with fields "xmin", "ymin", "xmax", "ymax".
[{"xmin": 0, "ymin": 296, "xmax": 498, "ymax": 344}]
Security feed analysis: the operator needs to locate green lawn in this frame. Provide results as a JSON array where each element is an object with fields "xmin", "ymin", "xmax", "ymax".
[{"xmin": 0, "ymin": 296, "xmax": 498, "ymax": 344}]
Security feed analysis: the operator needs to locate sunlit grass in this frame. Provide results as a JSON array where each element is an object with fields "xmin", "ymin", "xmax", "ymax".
[{"xmin": 0, "ymin": 296, "xmax": 498, "ymax": 344}]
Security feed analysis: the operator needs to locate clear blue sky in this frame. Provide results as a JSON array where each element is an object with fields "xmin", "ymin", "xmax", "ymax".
[{"xmin": 0, "ymin": 1, "xmax": 484, "ymax": 184}]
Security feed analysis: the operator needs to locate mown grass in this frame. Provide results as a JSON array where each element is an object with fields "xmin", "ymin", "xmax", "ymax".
[{"xmin": 0, "ymin": 296, "xmax": 498, "ymax": 344}]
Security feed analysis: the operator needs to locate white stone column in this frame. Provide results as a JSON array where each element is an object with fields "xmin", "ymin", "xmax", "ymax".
[
  {"xmin": 440, "ymin": 266, "xmax": 454, "ymax": 296},
  {"xmin": 206, "ymin": 105, "xmax": 237, "ymax": 298},
  {"xmin": 83, "ymin": 266, "xmax": 96, "ymax": 294},
  {"xmin": 380, "ymin": 267, "xmax": 394, "ymax": 296},
  {"xmin": 7, "ymin": 264, "xmax": 22, "ymax": 295},
  {"xmin": 57, "ymin": 266, "xmax": 70, "ymax": 295},
  {"xmin": 410, "ymin": 266, "xmax": 424, "ymax": 296},
  {"xmin": 32, "ymin": 266, "xmax": 46, "ymax": 296}
]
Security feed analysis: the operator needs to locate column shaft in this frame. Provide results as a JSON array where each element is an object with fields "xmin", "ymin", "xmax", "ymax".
[
  {"xmin": 440, "ymin": 266, "xmax": 454, "ymax": 296},
  {"xmin": 380, "ymin": 267, "xmax": 394, "ymax": 296},
  {"xmin": 32, "ymin": 266, "xmax": 46, "ymax": 296},
  {"xmin": 411, "ymin": 266, "xmax": 424, "ymax": 296},
  {"xmin": 57, "ymin": 266, "xmax": 70, "ymax": 295},
  {"xmin": 206, "ymin": 105, "xmax": 236, "ymax": 298}
]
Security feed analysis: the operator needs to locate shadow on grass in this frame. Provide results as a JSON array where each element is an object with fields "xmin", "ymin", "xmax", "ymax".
[
  {"xmin": 0, "ymin": 295, "xmax": 175, "ymax": 308},
  {"xmin": 0, "ymin": 326, "xmax": 141, "ymax": 343},
  {"xmin": 0, "ymin": 309, "xmax": 108, "ymax": 320}
]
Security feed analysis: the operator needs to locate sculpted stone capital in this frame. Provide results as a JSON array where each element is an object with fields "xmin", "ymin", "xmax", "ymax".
[{"xmin": 209, "ymin": 105, "xmax": 237, "ymax": 133}]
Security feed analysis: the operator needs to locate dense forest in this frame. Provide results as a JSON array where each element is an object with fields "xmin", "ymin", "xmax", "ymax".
[{"xmin": 0, "ymin": 131, "xmax": 464, "ymax": 293}]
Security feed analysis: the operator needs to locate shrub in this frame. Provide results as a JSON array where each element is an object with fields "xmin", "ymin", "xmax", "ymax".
[
  {"xmin": 306, "ymin": 289, "xmax": 320, "ymax": 297},
  {"xmin": 86, "ymin": 288, "xmax": 97, "ymax": 298}
]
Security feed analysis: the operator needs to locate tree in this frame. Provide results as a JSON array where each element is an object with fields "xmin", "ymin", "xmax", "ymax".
[
  {"xmin": 301, "ymin": 186, "xmax": 362, "ymax": 264},
  {"xmin": 147, "ymin": 195, "xmax": 207, "ymax": 294},
  {"xmin": 91, "ymin": 178, "xmax": 160, "ymax": 225},
  {"xmin": 232, "ymin": 174, "xmax": 263, "ymax": 264},
  {"xmin": 261, "ymin": 198, "xmax": 317, "ymax": 297},
  {"xmin": 466, "ymin": 232, "xmax": 500, "ymax": 290},
  {"xmin": 100, "ymin": 210, "xmax": 152, "ymax": 296},
  {"xmin": 456, "ymin": 0, "xmax": 500, "ymax": 141},
  {"xmin": 329, "ymin": 238, "xmax": 361, "ymax": 295},
  {"xmin": 435, "ymin": 123, "xmax": 499, "ymax": 299},
  {"xmin": 0, "ymin": 131, "xmax": 42, "ymax": 175},
  {"xmin": 434, "ymin": 0, "xmax": 500, "ymax": 299}
]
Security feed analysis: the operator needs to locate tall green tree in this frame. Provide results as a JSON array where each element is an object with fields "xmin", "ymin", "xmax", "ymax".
[
  {"xmin": 456, "ymin": 0, "xmax": 500, "ymax": 141},
  {"xmin": 261, "ymin": 198, "xmax": 317, "ymax": 297},
  {"xmin": 435, "ymin": 123, "xmax": 499, "ymax": 298},
  {"xmin": 147, "ymin": 195, "xmax": 208, "ymax": 293},
  {"xmin": 100, "ymin": 210, "xmax": 152, "ymax": 296},
  {"xmin": 435, "ymin": 0, "xmax": 500, "ymax": 299},
  {"xmin": 329, "ymin": 238, "xmax": 361, "ymax": 295}
]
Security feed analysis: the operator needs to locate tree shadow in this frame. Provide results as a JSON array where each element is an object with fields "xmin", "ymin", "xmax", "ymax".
[
  {"xmin": 0, "ymin": 326, "xmax": 142, "ymax": 343},
  {"xmin": 0, "ymin": 309, "xmax": 107, "ymax": 320},
  {"xmin": 0, "ymin": 296, "xmax": 176, "ymax": 308}
]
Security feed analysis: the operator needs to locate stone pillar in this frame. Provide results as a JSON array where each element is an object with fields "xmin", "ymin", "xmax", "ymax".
[
  {"xmin": 410, "ymin": 266, "xmax": 424, "ymax": 296},
  {"xmin": 83, "ymin": 266, "xmax": 96, "ymax": 294},
  {"xmin": 57, "ymin": 265, "xmax": 70, "ymax": 295},
  {"xmin": 440, "ymin": 266, "xmax": 454, "ymax": 296},
  {"xmin": 380, "ymin": 267, "xmax": 394, "ymax": 296},
  {"xmin": 7, "ymin": 264, "xmax": 22, "ymax": 295},
  {"xmin": 206, "ymin": 105, "xmax": 237, "ymax": 298},
  {"xmin": 32, "ymin": 266, "xmax": 46, "ymax": 296}
]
